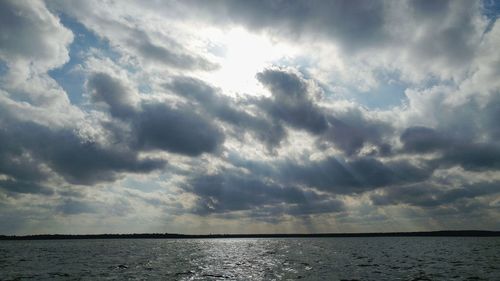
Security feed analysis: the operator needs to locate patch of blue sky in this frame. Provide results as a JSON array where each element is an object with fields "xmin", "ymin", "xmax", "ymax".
[
  {"xmin": 328, "ymin": 70, "xmax": 410, "ymax": 110},
  {"xmin": 482, "ymin": 0, "xmax": 500, "ymax": 34},
  {"xmin": 49, "ymin": 13, "xmax": 120, "ymax": 105},
  {"xmin": 274, "ymin": 57, "xmax": 409, "ymax": 110},
  {"xmin": 482, "ymin": 0, "xmax": 500, "ymax": 19},
  {"xmin": 138, "ymin": 83, "xmax": 153, "ymax": 94},
  {"xmin": 342, "ymin": 81, "xmax": 408, "ymax": 110}
]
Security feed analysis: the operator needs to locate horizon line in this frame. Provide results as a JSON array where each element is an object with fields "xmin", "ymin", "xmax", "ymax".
[{"xmin": 2, "ymin": 230, "xmax": 500, "ymax": 240}]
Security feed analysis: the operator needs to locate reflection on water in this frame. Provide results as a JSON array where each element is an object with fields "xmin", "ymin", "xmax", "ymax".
[
  {"xmin": 186, "ymin": 239, "xmax": 295, "ymax": 280},
  {"xmin": 1, "ymin": 237, "xmax": 499, "ymax": 280}
]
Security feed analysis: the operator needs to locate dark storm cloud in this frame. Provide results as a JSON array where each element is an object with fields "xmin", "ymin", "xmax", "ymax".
[
  {"xmin": 400, "ymin": 126, "xmax": 500, "ymax": 171},
  {"xmin": 280, "ymin": 157, "xmax": 433, "ymax": 194},
  {"xmin": 34, "ymin": 129, "xmax": 164, "ymax": 185},
  {"xmin": 182, "ymin": 153, "xmax": 433, "ymax": 218},
  {"xmin": 166, "ymin": 76, "xmax": 286, "ymax": 149},
  {"xmin": 0, "ymin": 125, "xmax": 54, "ymax": 195},
  {"xmin": 256, "ymin": 68, "xmax": 328, "ymax": 134},
  {"xmin": 321, "ymin": 111, "xmax": 393, "ymax": 156},
  {"xmin": 240, "ymin": 197, "xmax": 345, "ymax": 223},
  {"xmin": 87, "ymin": 72, "xmax": 137, "ymax": 118},
  {"xmin": 184, "ymin": 171, "xmax": 344, "ymax": 217},
  {"xmin": 321, "ymin": 117, "xmax": 366, "ymax": 156},
  {"xmin": 400, "ymin": 126, "xmax": 449, "ymax": 153},
  {"xmin": 255, "ymin": 67, "xmax": 393, "ymax": 155},
  {"xmin": 0, "ymin": 179, "xmax": 53, "ymax": 196},
  {"xmin": 485, "ymin": 95, "xmax": 500, "ymax": 139},
  {"xmin": 88, "ymin": 72, "xmax": 225, "ymax": 156},
  {"xmin": 285, "ymin": 199, "xmax": 344, "ymax": 216},
  {"xmin": 187, "ymin": 173, "xmax": 307, "ymax": 214},
  {"xmin": 441, "ymin": 143, "xmax": 500, "ymax": 171},
  {"xmin": 441, "ymin": 95, "xmax": 500, "ymax": 171},
  {"xmin": 132, "ymin": 103, "xmax": 224, "ymax": 156},
  {"xmin": 165, "ymin": 76, "xmax": 216, "ymax": 104},
  {"xmin": 221, "ymin": 151, "xmax": 432, "ymax": 196},
  {"xmin": 371, "ymin": 181, "xmax": 500, "ymax": 208},
  {"xmin": 0, "ymin": 132, "xmax": 47, "ymax": 183},
  {"xmin": 0, "ymin": 121, "xmax": 165, "ymax": 187},
  {"xmin": 188, "ymin": 0, "xmax": 386, "ymax": 51}
]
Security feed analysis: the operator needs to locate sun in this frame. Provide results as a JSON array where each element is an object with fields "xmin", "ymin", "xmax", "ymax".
[{"xmin": 202, "ymin": 27, "xmax": 297, "ymax": 98}]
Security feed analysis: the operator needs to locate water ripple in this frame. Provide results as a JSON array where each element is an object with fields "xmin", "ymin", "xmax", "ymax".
[{"xmin": 0, "ymin": 237, "xmax": 499, "ymax": 280}]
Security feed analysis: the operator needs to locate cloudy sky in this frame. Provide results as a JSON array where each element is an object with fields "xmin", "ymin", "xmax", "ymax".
[{"xmin": 1, "ymin": 0, "xmax": 499, "ymax": 235}]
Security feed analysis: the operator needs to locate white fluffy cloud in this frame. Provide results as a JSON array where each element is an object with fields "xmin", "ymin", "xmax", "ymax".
[{"xmin": 0, "ymin": 0, "xmax": 73, "ymax": 77}]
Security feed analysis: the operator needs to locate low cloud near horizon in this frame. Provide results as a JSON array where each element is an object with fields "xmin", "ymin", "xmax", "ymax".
[{"xmin": 0, "ymin": 0, "xmax": 499, "ymax": 235}]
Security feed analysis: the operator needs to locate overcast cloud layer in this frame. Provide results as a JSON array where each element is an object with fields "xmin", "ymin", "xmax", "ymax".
[{"xmin": 0, "ymin": 0, "xmax": 499, "ymax": 234}]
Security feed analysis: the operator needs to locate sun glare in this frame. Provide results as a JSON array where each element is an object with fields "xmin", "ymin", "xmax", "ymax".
[{"xmin": 202, "ymin": 28, "xmax": 297, "ymax": 97}]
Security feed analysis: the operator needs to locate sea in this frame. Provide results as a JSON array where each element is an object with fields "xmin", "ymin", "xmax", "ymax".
[{"xmin": 1, "ymin": 237, "xmax": 499, "ymax": 280}]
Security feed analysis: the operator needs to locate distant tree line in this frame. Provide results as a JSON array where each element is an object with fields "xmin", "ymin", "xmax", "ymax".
[{"xmin": 1, "ymin": 230, "xmax": 499, "ymax": 240}]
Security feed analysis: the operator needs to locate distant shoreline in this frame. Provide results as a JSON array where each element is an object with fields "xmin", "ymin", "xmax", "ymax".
[{"xmin": 1, "ymin": 230, "xmax": 499, "ymax": 240}]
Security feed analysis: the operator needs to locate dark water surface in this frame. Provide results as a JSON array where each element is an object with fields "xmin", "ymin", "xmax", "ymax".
[{"xmin": 1, "ymin": 237, "xmax": 499, "ymax": 280}]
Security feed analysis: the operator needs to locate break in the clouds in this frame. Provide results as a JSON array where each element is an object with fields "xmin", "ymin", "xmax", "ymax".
[{"xmin": 0, "ymin": 0, "xmax": 499, "ymax": 235}]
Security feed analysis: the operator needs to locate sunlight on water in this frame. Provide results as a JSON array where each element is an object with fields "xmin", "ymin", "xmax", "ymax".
[{"xmin": 1, "ymin": 237, "xmax": 499, "ymax": 280}]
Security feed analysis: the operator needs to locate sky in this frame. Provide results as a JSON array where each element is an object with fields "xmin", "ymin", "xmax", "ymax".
[{"xmin": 0, "ymin": 0, "xmax": 499, "ymax": 235}]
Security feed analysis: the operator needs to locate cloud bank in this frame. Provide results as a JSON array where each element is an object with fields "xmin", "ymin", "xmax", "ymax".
[{"xmin": 0, "ymin": 0, "xmax": 499, "ymax": 234}]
